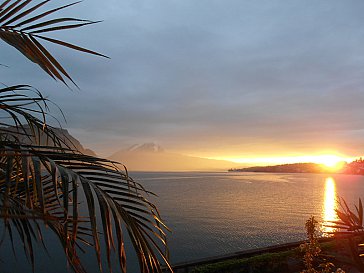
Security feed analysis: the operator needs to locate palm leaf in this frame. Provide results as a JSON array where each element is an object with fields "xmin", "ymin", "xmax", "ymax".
[
  {"xmin": 0, "ymin": 142, "xmax": 172, "ymax": 273},
  {"xmin": 0, "ymin": 0, "xmax": 108, "ymax": 86},
  {"xmin": 0, "ymin": 86, "xmax": 172, "ymax": 272},
  {"xmin": 1, "ymin": 1, "xmax": 172, "ymax": 272},
  {"xmin": 0, "ymin": 84, "xmax": 74, "ymax": 149},
  {"xmin": 325, "ymin": 197, "xmax": 364, "ymax": 234}
]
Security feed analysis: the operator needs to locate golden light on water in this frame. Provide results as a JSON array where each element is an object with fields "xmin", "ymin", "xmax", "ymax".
[{"xmin": 322, "ymin": 177, "xmax": 338, "ymax": 233}]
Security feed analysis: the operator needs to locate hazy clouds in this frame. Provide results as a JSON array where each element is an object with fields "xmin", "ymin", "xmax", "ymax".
[{"xmin": 2, "ymin": 0, "xmax": 364, "ymax": 158}]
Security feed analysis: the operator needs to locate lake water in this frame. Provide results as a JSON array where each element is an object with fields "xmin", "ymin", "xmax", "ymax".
[
  {"xmin": 132, "ymin": 172, "xmax": 364, "ymax": 265},
  {"xmin": 3, "ymin": 172, "xmax": 364, "ymax": 273}
]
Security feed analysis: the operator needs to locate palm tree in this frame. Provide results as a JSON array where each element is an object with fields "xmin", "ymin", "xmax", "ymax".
[
  {"xmin": 0, "ymin": 1, "xmax": 171, "ymax": 273},
  {"xmin": 325, "ymin": 198, "xmax": 364, "ymax": 271}
]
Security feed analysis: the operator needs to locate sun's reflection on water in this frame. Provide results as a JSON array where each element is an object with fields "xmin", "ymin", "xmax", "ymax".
[{"xmin": 322, "ymin": 177, "xmax": 338, "ymax": 233}]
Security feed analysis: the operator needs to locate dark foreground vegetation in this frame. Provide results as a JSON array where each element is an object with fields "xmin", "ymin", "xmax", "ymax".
[
  {"xmin": 189, "ymin": 244, "xmax": 341, "ymax": 273},
  {"xmin": 190, "ymin": 249, "xmax": 299, "ymax": 273},
  {"xmin": 189, "ymin": 240, "xmax": 359, "ymax": 273},
  {"xmin": 0, "ymin": 1, "xmax": 170, "ymax": 273},
  {"xmin": 188, "ymin": 234, "xmax": 350, "ymax": 273}
]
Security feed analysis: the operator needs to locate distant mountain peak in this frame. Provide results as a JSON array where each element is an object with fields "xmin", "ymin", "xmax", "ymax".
[
  {"xmin": 109, "ymin": 143, "xmax": 243, "ymax": 171},
  {"xmin": 126, "ymin": 143, "xmax": 164, "ymax": 153}
]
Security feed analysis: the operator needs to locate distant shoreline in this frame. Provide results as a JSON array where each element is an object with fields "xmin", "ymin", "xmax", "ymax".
[
  {"xmin": 228, "ymin": 162, "xmax": 364, "ymax": 175},
  {"xmin": 228, "ymin": 170, "xmax": 340, "ymax": 175}
]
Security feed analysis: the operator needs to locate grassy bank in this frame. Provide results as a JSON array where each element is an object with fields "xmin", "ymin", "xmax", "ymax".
[
  {"xmin": 189, "ymin": 241, "xmax": 347, "ymax": 273},
  {"xmin": 190, "ymin": 250, "xmax": 296, "ymax": 273}
]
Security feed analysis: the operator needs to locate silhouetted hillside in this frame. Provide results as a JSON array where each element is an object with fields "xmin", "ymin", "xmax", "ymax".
[
  {"xmin": 229, "ymin": 163, "xmax": 327, "ymax": 173},
  {"xmin": 3, "ymin": 125, "xmax": 97, "ymax": 156},
  {"xmin": 343, "ymin": 158, "xmax": 364, "ymax": 175}
]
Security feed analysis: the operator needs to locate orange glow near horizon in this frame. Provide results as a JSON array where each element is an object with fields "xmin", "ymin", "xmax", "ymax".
[
  {"xmin": 207, "ymin": 153, "xmax": 354, "ymax": 166},
  {"xmin": 318, "ymin": 155, "xmax": 348, "ymax": 172},
  {"xmin": 322, "ymin": 177, "xmax": 338, "ymax": 233}
]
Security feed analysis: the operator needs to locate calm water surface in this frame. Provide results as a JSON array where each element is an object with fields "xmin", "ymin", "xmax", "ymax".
[
  {"xmin": 3, "ymin": 172, "xmax": 364, "ymax": 272},
  {"xmin": 132, "ymin": 172, "xmax": 364, "ymax": 263}
]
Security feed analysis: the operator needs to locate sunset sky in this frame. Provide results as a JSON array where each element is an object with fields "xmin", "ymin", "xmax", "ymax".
[{"xmin": 2, "ymin": 0, "xmax": 364, "ymax": 164}]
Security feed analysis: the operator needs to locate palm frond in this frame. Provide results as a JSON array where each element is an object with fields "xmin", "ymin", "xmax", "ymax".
[
  {"xmin": 324, "ymin": 197, "xmax": 364, "ymax": 271},
  {"xmin": 0, "ymin": 141, "xmax": 172, "ymax": 273},
  {"xmin": 325, "ymin": 197, "xmax": 364, "ymax": 233},
  {"xmin": 0, "ymin": 84, "xmax": 75, "ymax": 150},
  {"xmin": 0, "ymin": 0, "xmax": 108, "ymax": 86},
  {"xmin": 0, "ymin": 2, "xmax": 171, "ymax": 272}
]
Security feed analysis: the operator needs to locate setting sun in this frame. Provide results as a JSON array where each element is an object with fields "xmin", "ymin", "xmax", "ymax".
[
  {"xmin": 211, "ymin": 153, "xmax": 352, "ymax": 169},
  {"xmin": 314, "ymin": 155, "xmax": 346, "ymax": 170}
]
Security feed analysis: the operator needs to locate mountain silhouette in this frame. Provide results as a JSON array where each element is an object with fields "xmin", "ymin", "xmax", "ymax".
[{"xmin": 109, "ymin": 143, "xmax": 241, "ymax": 171}]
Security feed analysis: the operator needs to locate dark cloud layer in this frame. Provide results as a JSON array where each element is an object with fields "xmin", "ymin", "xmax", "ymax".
[{"xmin": 2, "ymin": 0, "xmax": 364, "ymax": 159}]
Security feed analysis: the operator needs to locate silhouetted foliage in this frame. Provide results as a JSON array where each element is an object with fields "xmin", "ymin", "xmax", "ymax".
[{"xmin": 0, "ymin": 1, "xmax": 171, "ymax": 272}]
